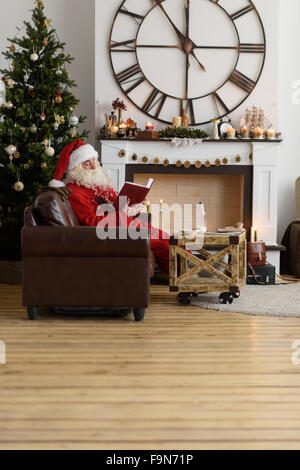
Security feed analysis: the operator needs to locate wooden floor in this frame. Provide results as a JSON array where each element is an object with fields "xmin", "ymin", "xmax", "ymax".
[{"xmin": 1, "ymin": 283, "xmax": 300, "ymax": 450}]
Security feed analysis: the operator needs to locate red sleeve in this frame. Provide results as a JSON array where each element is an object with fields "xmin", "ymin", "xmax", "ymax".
[{"xmin": 69, "ymin": 188, "xmax": 118, "ymax": 227}]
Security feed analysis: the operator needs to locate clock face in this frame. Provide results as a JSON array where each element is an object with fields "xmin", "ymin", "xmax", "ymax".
[{"xmin": 109, "ymin": 0, "xmax": 266, "ymax": 126}]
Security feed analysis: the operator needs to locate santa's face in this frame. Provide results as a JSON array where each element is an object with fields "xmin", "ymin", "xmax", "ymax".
[{"xmin": 67, "ymin": 159, "xmax": 112, "ymax": 189}]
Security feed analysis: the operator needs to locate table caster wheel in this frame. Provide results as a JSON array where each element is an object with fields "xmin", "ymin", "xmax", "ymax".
[
  {"xmin": 133, "ymin": 308, "xmax": 145, "ymax": 322},
  {"xmin": 177, "ymin": 293, "xmax": 192, "ymax": 306},
  {"xmin": 232, "ymin": 292, "xmax": 240, "ymax": 299},
  {"xmin": 219, "ymin": 293, "xmax": 233, "ymax": 305},
  {"xmin": 27, "ymin": 306, "xmax": 39, "ymax": 321}
]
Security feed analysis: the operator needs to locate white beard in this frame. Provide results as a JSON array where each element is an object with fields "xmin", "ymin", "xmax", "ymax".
[{"xmin": 66, "ymin": 162, "xmax": 112, "ymax": 190}]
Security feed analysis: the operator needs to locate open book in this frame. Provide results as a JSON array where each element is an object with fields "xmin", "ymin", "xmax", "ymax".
[{"xmin": 114, "ymin": 178, "xmax": 154, "ymax": 208}]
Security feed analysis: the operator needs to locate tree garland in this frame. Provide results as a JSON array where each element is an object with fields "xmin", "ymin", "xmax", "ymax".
[{"xmin": 159, "ymin": 126, "xmax": 208, "ymax": 139}]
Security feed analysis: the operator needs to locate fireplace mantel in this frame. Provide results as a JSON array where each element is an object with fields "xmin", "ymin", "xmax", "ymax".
[{"xmin": 99, "ymin": 138, "xmax": 282, "ymax": 271}]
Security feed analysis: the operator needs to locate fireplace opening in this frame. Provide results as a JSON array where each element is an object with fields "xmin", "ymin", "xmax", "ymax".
[{"xmin": 126, "ymin": 165, "xmax": 253, "ymax": 238}]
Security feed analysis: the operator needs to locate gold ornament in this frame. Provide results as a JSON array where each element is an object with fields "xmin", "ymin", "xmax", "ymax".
[
  {"xmin": 141, "ymin": 156, "xmax": 148, "ymax": 163},
  {"xmin": 118, "ymin": 149, "xmax": 126, "ymax": 158},
  {"xmin": 131, "ymin": 153, "xmax": 138, "ymax": 161},
  {"xmin": 6, "ymin": 144, "xmax": 16, "ymax": 155},
  {"xmin": 14, "ymin": 181, "xmax": 24, "ymax": 192},
  {"xmin": 222, "ymin": 158, "xmax": 228, "ymax": 165},
  {"xmin": 9, "ymin": 155, "xmax": 14, "ymax": 161},
  {"xmin": 69, "ymin": 107, "xmax": 74, "ymax": 112},
  {"xmin": 184, "ymin": 161, "xmax": 191, "ymax": 168},
  {"xmin": 13, "ymin": 151, "xmax": 20, "ymax": 159},
  {"xmin": 235, "ymin": 155, "xmax": 241, "ymax": 163},
  {"xmin": 24, "ymin": 164, "xmax": 30, "ymax": 170},
  {"xmin": 153, "ymin": 157, "xmax": 160, "ymax": 165},
  {"xmin": 6, "ymin": 101, "xmax": 13, "ymax": 109},
  {"xmin": 176, "ymin": 160, "xmax": 182, "ymax": 167},
  {"xmin": 44, "ymin": 18, "xmax": 52, "ymax": 28},
  {"xmin": 163, "ymin": 159, "xmax": 169, "ymax": 166},
  {"xmin": 10, "ymin": 44, "xmax": 16, "ymax": 52},
  {"xmin": 42, "ymin": 38, "xmax": 48, "ymax": 47},
  {"xmin": 215, "ymin": 159, "xmax": 221, "ymax": 166},
  {"xmin": 205, "ymin": 160, "xmax": 211, "ymax": 167},
  {"xmin": 41, "ymin": 162, "xmax": 47, "ymax": 168},
  {"xmin": 249, "ymin": 152, "xmax": 253, "ymax": 161},
  {"xmin": 194, "ymin": 160, "xmax": 202, "ymax": 168},
  {"xmin": 55, "ymin": 95, "xmax": 63, "ymax": 104}
]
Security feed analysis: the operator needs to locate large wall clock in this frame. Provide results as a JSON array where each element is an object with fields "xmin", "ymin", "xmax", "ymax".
[{"xmin": 109, "ymin": 0, "xmax": 266, "ymax": 126}]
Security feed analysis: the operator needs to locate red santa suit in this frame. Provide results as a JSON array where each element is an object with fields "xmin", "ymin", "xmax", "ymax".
[{"xmin": 49, "ymin": 139, "xmax": 170, "ymax": 274}]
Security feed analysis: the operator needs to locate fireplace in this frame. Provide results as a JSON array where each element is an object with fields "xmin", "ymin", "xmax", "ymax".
[
  {"xmin": 127, "ymin": 165, "xmax": 253, "ymax": 238},
  {"xmin": 100, "ymin": 139, "xmax": 282, "ymax": 271}
]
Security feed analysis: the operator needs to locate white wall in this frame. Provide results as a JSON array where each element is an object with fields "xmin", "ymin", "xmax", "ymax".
[
  {"xmin": 0, "ymin": 0, "xmax": 95, "ymax": 143},
  {"xmin": 277, "ymin": 0, "xmax": 300, "ymax": 240}
]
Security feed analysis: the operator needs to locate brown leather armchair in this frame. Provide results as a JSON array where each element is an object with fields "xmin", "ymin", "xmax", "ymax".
[{"xmin": 22, "ymin": 191, "xmax": 155, "ymax": 321}]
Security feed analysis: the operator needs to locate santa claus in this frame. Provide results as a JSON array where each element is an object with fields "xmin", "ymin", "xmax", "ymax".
[{"xmin": 49, "ymin": 139, "xmax": 170, "ymax": 274}]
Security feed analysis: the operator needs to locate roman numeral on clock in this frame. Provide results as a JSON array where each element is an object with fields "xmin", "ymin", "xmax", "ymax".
[
  {"xmin": 187, "ymin": 100, "xmax": 195, "ymax": 125},
  {"xmin": 110, "ymin": 39, "xmax": 136, "ymax": 53},
  {"xmin": 229, "ymin": 69, "xmax": 255, "ymax": 94},
  {"xmin": 212, "ymin": 92, "xmax": 230, "ymax": 115},
  {"xmin": 120, "ymin": 7, "xmax": 145, "ymax": 25},
  {"xmin": 116, "ymin": 64, "xmax": 145, "ymax": 93},
  {"xmin": 240, "ymin": 43, "xmax": 265, "ymax": 53},
  {"xmin": 231, "ymin": 5, "xmax": 254, "ymax": 21},
  {"xmin": 142, "ymin": 89, "xmax": 167, "ymax": 118}
]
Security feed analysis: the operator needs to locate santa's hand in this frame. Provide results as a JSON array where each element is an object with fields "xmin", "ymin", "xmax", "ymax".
[{"xmin": 127, "ymin": 203, "xmax": 145, "ymax": 217}]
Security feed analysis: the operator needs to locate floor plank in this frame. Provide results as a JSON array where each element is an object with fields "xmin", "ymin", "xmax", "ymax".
[{"xmin": 1, "ymin": 283, "xmax": 300, "ymax": 450}]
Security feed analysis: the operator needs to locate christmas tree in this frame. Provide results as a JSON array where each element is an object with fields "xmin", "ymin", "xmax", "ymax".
[{"xmin": 0, "ymin": 0, "xmax": 89, "ymax": 260}]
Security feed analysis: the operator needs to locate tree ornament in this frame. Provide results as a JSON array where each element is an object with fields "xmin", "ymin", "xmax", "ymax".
[
  {"xmin": 8, "ymin": 80, "xmax": 15, "ymax": 89},
  {"xmin": 56, "ymin": 66, "xmax": 62, "ymax": 76},
  {"xmin": 69, "ymin": 107, "xmax": 74, "ymax": 112},
  {"xmin": 6, "ymin": 144, "xmax": 16, "ymax": 155},
  {"xmin": 10, "ymin": 44, "xmax": 16, "ymax": 52},
  {"xmin": 28, "ymin": 87, "xmax": 35, "ymax": 97},
  {"xmin": 44, "ymin": 18, "xmax": 52, "ymax": 28},
  {"xmin": 69, "ymin": 128, "xmax": 76, "ymax": 138},
  {"xmin": 184, "ymin": 161, "xmax": 191, "ymax": 168},
  {"xmin": 30, "ymin": 52, "xmax": 39, "ymax": 62},
  {"xmin": 41, "ymin": 162, "xmax": 47, "ymax": 168},
  {"xmin": 55, "ymin": 94, "xmax": 62, "ymax": 103},
  {"xmin": 45, "ymin": 146, "xmax": 55, "ymax": 157},
  {"xmin": 9, "ymin": 155, "xmax": 14, "ymax": 161},
  {"xmin": 69, "ymin": 115, "xmax": 79, "ymax": 127},
  {"xmin": 194, "ymin": 160, "xmax": 202, "ymax": 168},
  {"xmin": 13, "ymin": 151, "xmax": 20, "ymax": 159},
  {"xmin": 14, "ymin": 181, "xmax": 24, "ymax": 192},
  {"xmin": 20, "ymin": 127, "xmax": 26, "ymax": 133},
  {"xmin": 42, "ymin": 38, "xmax": 48, "ymax": 47},
  {"xmin": 54, "ymin": 122, "xmax": 59, "ymax": 130},
  {"xmin": 24, "ymin": 69, "xmax": 29, "ymax": 82},
  {"xmin": 6, "ymin": 101, "xmax": 13, "ymax": 109},
  {"xmin": 40, "ymin": 104, "xmax": 46, "ymax": 120},
  {"xmin": 30, "ymin": 124, "xmax": 37, "ymax": 133}
]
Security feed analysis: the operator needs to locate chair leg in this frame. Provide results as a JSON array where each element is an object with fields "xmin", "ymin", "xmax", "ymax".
[
  {"xmin": 133, "ymin": 308, "xmax": 145, "ymax": 322},
  {"xmin": 27, "ymin": 307, "xmax": 39, "ymax": 321}
]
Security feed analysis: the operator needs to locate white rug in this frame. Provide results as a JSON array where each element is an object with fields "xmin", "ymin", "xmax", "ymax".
[{"xmin": 190, "ymin": 283, "xmax": 300, "ymax": 317}]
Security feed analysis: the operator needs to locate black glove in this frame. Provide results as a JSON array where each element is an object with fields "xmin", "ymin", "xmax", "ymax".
[{"xmin": 38, "ymin": 186, "xmax": 72, "ymax": 202}]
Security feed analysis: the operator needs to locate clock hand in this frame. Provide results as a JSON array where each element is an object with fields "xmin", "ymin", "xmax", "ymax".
[
  {"xmin": 152, "ymin": 0, "xmax": 186, "ymax": 50},
  {"xmin": 184, "ymin": 0, "xmax": 206, "ymax": 72}
]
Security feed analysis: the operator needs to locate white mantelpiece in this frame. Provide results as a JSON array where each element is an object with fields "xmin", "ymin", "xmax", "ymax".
[{"xmin": 100, "ymin": 139, "xmax": 282, "ymax": 270}]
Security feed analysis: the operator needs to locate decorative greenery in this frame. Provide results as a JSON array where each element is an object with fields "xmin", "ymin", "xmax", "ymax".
[
  {"xmin": 159, "ymin": 126, "xmax": 208, "ymax": 139},
  {"xmin": 0, "ymin": 0, "xmax": 89, "ymax": 260}
]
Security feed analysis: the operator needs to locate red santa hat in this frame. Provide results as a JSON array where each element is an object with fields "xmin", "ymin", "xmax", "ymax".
[{"xmin": 49, "ymin": 139, "xmax": 98, "ymax": 188}]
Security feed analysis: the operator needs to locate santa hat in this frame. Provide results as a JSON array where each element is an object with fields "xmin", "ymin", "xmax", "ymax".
[{"xmin": 49, "ymin": 139, "xmax": 98, "ymax": 188}]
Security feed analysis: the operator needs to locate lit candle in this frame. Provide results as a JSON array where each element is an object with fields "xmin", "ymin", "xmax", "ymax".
[
  {"xmin": 172, "ymin": 117, "xmax": 182, "ymax": 128},
  {"xmin": 160, "ymin": 199, "xmax": 163, "ymax": 213},
  {"xmin": 267, "ymin": 128, "xmax": 276, "ymax": 140},
  {"xmin": 119, "ymin": 123, "xmax": 127, "ymax": 129},
  {"xmin": 145, "ymin": 122, "xmax": 154, "ymax": 131},
  {"xmin": 113, "ymin": 126, "xmax": 119, "ymax": 134},
  {"xmin": 254, "ymin": 229, "xmax": 258, "ymax": 242},
  {"xmin": 146, "ymin": 201, "xmax": 151, "ymax": 213},
  {"xmin": 254, "ymin": 127, "xmax": 264, "ymax": 139},
  {"xmin": 227, "ymin": 127, "xmax": 236, "ymax": 139},
  {"xmin": 241, "ymin": 127, "xmax": 250, "ymax": 138}
]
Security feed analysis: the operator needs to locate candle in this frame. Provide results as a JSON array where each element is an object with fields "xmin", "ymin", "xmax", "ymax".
[
  {"xmin": 254, "ymin": 229, "xmax": 258, "ymax": 242},
  {"xmin": 227, "ymin": 127, "xmax": 236, "ymax": 139},
  {"xmin": 241, "ymin": 127, "xmax": 250, "ymax": 138},
  {"xmin": 146, "ymin": 201, "xmax": 151, "ymax": 213},
  {"xmin": 254, "ymin": 127, "xmax": 264, "ymax": 139},
  {"xmin": 267, "ymin": 128, "xmax": 276, "ymax": 140},
  {"xmin": 160, "ymin": 199, "xmax": 163, "ymax": 213},
  {"xmin": 119, "ymin": 123, "xmax": 127, "ymax": 129},
  {"xmin": 113, "ymin": 126, "xmax": 119, "ymax": 134},
  {"xmin": 172, "ymin": 117, "xmax": 182, "ymax": 128},
  {"xmin": 145, "ymin": 122, "xmax": 154, "ymax": 131}
]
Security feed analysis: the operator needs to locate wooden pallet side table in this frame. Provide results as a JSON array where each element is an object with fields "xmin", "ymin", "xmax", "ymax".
[{"xmin": 169, "ymin": 232, "xmax": 247, "ymax": 305}]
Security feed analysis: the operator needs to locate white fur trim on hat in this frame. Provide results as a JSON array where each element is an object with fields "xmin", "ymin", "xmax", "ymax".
[
  {"xmin": 68, "ymin": 144, "xmax": 98, "ymax": 171},
  {"xmin": 49, "ymin": 179, "xmax": 66, "ymax": 188}
]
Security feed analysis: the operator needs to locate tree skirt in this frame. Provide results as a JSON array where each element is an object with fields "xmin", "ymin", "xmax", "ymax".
[{"xmin": 190, "ymin": 283, "xmax": 300, "ymax": 317}]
